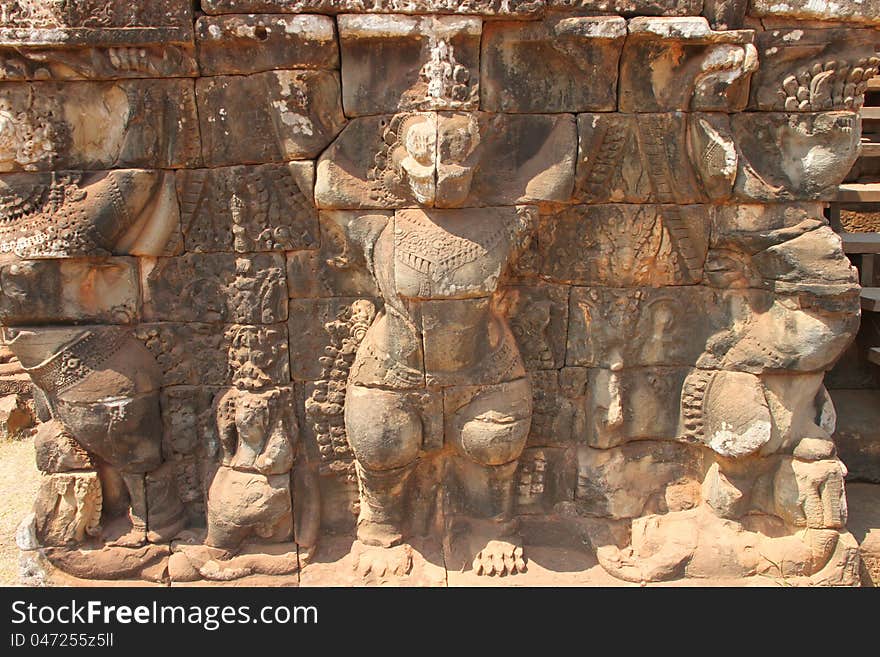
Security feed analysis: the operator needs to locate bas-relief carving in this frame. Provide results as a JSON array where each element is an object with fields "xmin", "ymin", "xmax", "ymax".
[{"xmin": 2, "ymin": 3, "xmax": 874, "ymax": 586}]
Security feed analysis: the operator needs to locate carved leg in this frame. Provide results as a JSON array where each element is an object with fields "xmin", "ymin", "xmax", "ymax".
[
  {"xmin": 345, "ymin": 385, "xmax": 422, "ymax": 577},
  {"xmin": 447, "ymin": 379, "xmax": 532, "ymax": 576}
]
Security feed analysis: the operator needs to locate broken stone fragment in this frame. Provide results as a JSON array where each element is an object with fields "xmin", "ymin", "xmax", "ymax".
[
  {"xmin": 196, "ymin": 14, "xmax": 339, "ymax": 76},
  {"xmin": 339, "ymin": 14, "xmax": 481, "ymax": 116},
  {"xmin": 196, "ymin": 70, "xmax": 346, "ymax": 166},
  {"xmin": 32, "ymin": 472, "xmax": 102, "ymax": 547},
  {"xmin": 0, "ymin": 391, "xmax": 33, "ymax": 440},
  {"xmin": 481, "ymin": 16, "xmax": 626, "ymax": 113}
]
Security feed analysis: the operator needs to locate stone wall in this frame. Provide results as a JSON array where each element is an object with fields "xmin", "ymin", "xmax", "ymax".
[{"xmin": 1, "ymin": 0, "xmax": 877, "ymax": 585}]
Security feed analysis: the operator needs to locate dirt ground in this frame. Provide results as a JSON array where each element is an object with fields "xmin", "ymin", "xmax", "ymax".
[{"xmin": 0, "ymin": 437, "xmax": 39, "ymax": 586}]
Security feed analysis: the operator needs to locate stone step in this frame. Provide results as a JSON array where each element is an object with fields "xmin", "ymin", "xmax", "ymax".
[
  {"xmin": 863, "ymin": 287, "xmax": 880, "ymax": 312},
  {"xmin": 841, "ymin": 231, "xmax": 880, "ymax": 253},
  {"xmin": 870, "ymin": 77, "xmax": 880, "ymax": 92},
  {"xmin": 862, "ymin": 142, "xmax": 880, "ymax": 157},
  {"xmin": 869, "ymin": 347, "xmax": 880, "ymax": 366},
  {"xmin": 837, "ymin": 183, "xmax": 880, "ymax": 203},
  {"xmin": 864, "ymin": 107, "xmax": 880, "ymax": 121}
]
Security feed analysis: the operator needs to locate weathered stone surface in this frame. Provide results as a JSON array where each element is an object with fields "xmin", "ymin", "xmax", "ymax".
[
  {"xmin": 0, "ymin": 170, "xmax": 182, "ymax": 258},
  {"xmin": 505, "ymin": 284, "xmax": 569, "ymax": 370},
  {"xmin": 135, "ymin": 323, "xmax": 290, "ymax": 387},
  {"xmin": 585, "ymin": 366, "xmax": 688, "ymax": 448},
  {"xmin": 481, "ymin": 17, "xmax": 625, "ymax": 113},
  {"xmin": 141, "ymin": 253, "xmax": 288, "ymax": 324},
  {"xmin": 549, "ymin": 0, "xmax": 703, "ymax": 13},
  {"xmin": 575, "ymin": 441, "xmax": 702, "ymax": 519},
  {"xmin": 567, "ymin": 286, "xmax": 728, "ymax": 369},
  {"xmin": 731, "ymin": 111, "xmax": 862, "ymax": 201},
  {"xmin": 316, "ymin": 112, "xmax": 575, "ymax": 208},
  {"xmin": 0, "ymin": 45, "xmax": 198, "ymax": 81},
  {"xmin": 177, "ymin": 162, "xmax": 317, "ymax": 253},
  {"xmin": 0, "ymin": 0, "xmax": 194, "ymax": 46},
  {"xmin": 196, "ymin": 14, "xmax": 338, "ymax": 76},
  {"xmin": 288, "ymin": 296, "xmax": 380, "ymax": 381},
  {"xmin": 0, "ymin": 79, "xmax": 201, "ymax": 171},
  {"xmin": 339, "ymin": 15, "xmax": 481, "ymax": 115},
  {"xmin": 749, "ymin": 28, "xmax": 879, "ymax": 112},
  {"xmin": 619, "ymin": 17, "xmax": 757, "ymax": 113},
  {"xmin": 286, "ymin": 211, "xmax": 383, "ymax": 298},
  {"xmin": 196, "ymin": 71, "xmax": 346, "ymax": 166},
  {"xmin": 201, "ymin": 0, "xmax": 545, "ymax": 17},
  {"xmin": 539, "ymin": 204, "xmax": 708, "ymax": 286},
  {"xmin": 207, "ymin": 386, "xmax": 297, "ymax": 549},
  {"xmin": 0, "ymin": 391, "xmax": 33, "ymax": 439},
  {"xmin": 2, "ymin": 0, "xmax": 870, "ymax": 588},
  {"xmin": 516, "ymin": 447, "xmax": 576, "ymax": 513},
  {"xmin": 749, "ymin": 0, "xmax": 880, "ymax": 26},
  {"xmin": 0, "ymin": 258, "xmax": 138, "ymax": 325},
  {"xmin": 32, "ymin": 472, "xmax": 102, "ymax": 547},
  {"xmin": 575, "ymin": 113, "xmax": 712, "ymax": 204},
  {"xmin": 526, "ymin": 369, "xmax": 584, "ymax": 447}
]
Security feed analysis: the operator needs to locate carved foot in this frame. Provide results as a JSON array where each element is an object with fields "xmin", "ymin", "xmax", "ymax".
[
  {"xmin": 350, "ymin": 540, "xmax": 414, "ymax": 579},
  {"xmin": 472, "ymin": 538, "xmax": 526, "ymax": 577}
]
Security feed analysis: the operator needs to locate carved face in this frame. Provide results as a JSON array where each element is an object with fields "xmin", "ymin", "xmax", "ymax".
[
  {"xmin": 397, "ymin": 116, "xmax": 435, "ymax": 205},
  {"xmin": 234, "ymin": 394, "xmax": 271, "ymax": 445},
  {"xmin": 436, "ymin": 113, "xmax": 480, "ymax": 208}
]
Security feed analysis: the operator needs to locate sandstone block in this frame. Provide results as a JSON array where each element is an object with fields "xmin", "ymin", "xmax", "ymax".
[
  {"xmin": 731, "ymin": 111, "xmax": 862, "ymax": 201},
  {"xmin": 481, "ymin": 16, "xmax": 625, "ymax": 113},
  {"xmin": 177, "ymin": 162, "xmax": 317, "ymax": 253},
  {"xmin": 619, "ymin": 17, "xmax": 757, "ymax": 113},
  {"xmin": 201, "ymin": 0, "xmax": 544, "ymax": 17},
  {"xmin": 197, "ymin": 14, "xmax": 338, "ymax": 75},
  {"xmin": 0, "ymin": 45, "xmax": 198, "ymax": 81},
  {"xmin": 547, "ymin": 0, "xmax": 703, "ymax": 14},
  {"xmin": 0, "ymin": 1, "xmax": 194, "ymax": 46},
  {"xmin": 749, "ymin": 27, "xmax": 879, "ymax": 112},
  {"xmin": 286, "ymin": 211, "xmax": 384, "ymax": 298},
  {"xmin": 141, "ymin": 253, "xmax": 288, "ymax": 324},
  {"xmin": 538, "ymin": 204, "xmax": 708, "ymax": 286},
  {"xmin": 33, "ymin": 472, "xmax": 102, "ymax": 547},
  {"xmin": 0, "ymin": 79, "xmax": 200, "ymax": 171},
  {"xmin": 504, "ymin": 284, "xmax": 569, "ymax": 371},
  {"xmin": 0, "ymin": 257, "xmax": 139, "ymax": 325},
  {"xmin": 0, "ymin": 170, "xmax": 181, "ymax": 258},
  {"xmin": 567, "ymin": 286, "xmax": 729, "ymax": 369},
  {"xmin": 575, "ymin": 442, "xmax": 701, "ymax": 519},
  {"xmin": 749, "ymin": 0, "xmax": 880, "ymax": 26},
  {"xmin": 339, "ymin": 14, "xmax": 481, "ymax": 115},
  {"xmin": 34, "ymin": 419, "xmax": 93, "ymax": 473},
  {"xmin": 135, "ymin": 323, "xmax": 290, "ymax": 387},
  {"xmin": 196, "ymin": 70, "xmax": 346, "ymax": 166},
  {"xmin": 316, "ymin": 112, "xmax": 575, "ymax": 209},
  {"xmin": 288, "ymin": 296, "xmax": 381, "ymax": 381}
]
